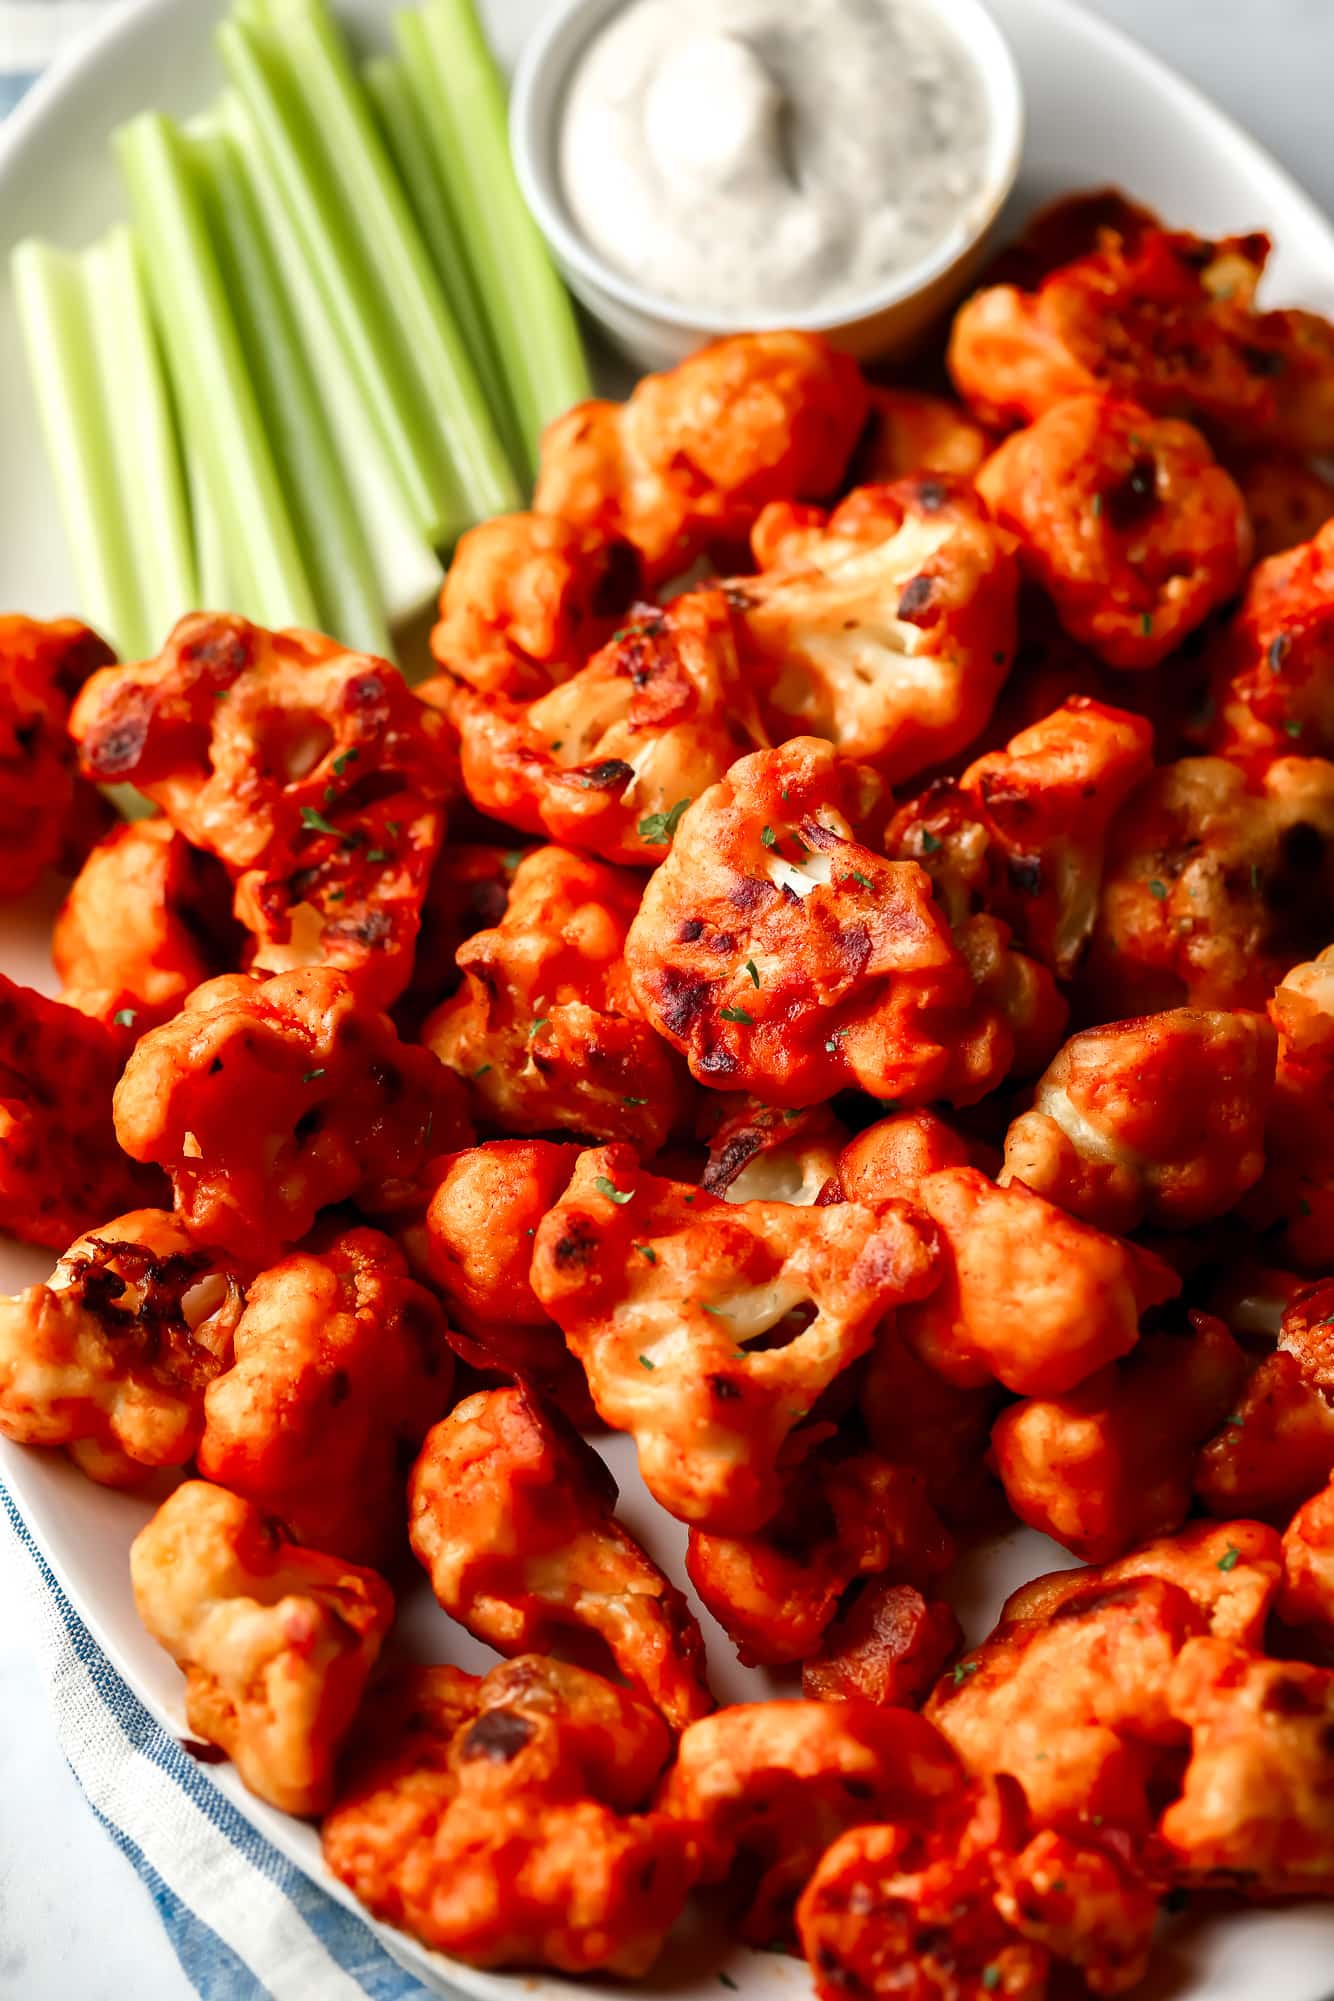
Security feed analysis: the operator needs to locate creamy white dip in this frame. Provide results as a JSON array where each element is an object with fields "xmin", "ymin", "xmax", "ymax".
[{"xmin": 559, "ymin": 0, "xmax": 997, "ymax": 317}]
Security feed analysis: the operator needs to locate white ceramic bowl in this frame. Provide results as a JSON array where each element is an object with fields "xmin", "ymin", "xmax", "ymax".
[{"xmin": 510, "ymin": 0, "xmax": 1025, "ymax": 370}]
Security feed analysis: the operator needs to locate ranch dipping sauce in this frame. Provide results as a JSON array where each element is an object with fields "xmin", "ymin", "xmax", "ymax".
[{"xmin": 558, "ymin": 0, "xmax": 998, "ymax": 319}]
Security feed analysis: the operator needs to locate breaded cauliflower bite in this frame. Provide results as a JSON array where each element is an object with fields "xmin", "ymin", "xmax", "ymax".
[
  {"xmin": 0, "ymin": 1209, "xmax": 243, "ymax": 1486},
  {"xmin": 625, "ymin": 737, "xmax": 1010, "ymax": 1110},
  {"xmin": 950, "ymin": 224, "xmax": 1334, "ymax": 453},
  {"xmin": 534, "ymin": 331, "xmax": 868, "ymax": 585},
  {"xmin": 700, "ymin": 1097, "xmax": 848, "ymax": 1207},
  {"xmin": 113, "ymin": 969, "xmax": 468, "ymax": 1262},
  {"xmin": 1196, "ymin": 1279, "xmax": 1334, "ymax": 1522},
  {"xmin": 429, "ymin": 511, "xmax": 635, "ymax": 697},
  {"xmin": 54, "ymin": 818, "xmax": 235, "ymax": 1030},
  {"xmin": 686, "ymin": 1442, "xmax": 952, "ymax": 1668},
  {"xmin": 802, "ymin": 1577, "xmax": 964, "ymax": 1711},
  {"xmin": 889, "ymin": 695, "xmax": 1154, "ymax": 980},
  {"xmin": 0, "ymin": 976, "xmax": 164, "ymax": 1250},
  {"xmin": 731, "ymin": 476, "xmax": 1018, "ymax": 781},
  {"xmin": 451, "ymin": 588, "xmax": 769, "ymax": 863},
  {"xmin": 0, "ymin": 614, "xmax": 112, "ymax": 899},
  {"xmin": 69, "ymin": 613, "xmax": 455, "ymax": 1007},
  {"xmin": 322, "ymin": 1656, "xmax": 697, "ymax": 1974},
  {"xmin": 1279, "ymin": 1471, "xmax": 1334, "ymax": 1645},
  {"xmin": 530, "ymin": 1143, "xmax": 938, "ymax": 1532},
  {"xmin": 853, "ymin": 386, "xmax": 993, "ymax": 484},
  {"xmin": 1162, "ymin": 1637, "xmax": 1334, "ymax": 1894},
  {"xmin": 1247, "ymin": 943, "xmax": 1334, "ymax": 1269},
  {"xmin": 198, "ymin": 1228, "xmax": 451, "ymax": 1567},
  {"xmin": 658, "ymin": 1700, "xmax": 962, "ymax": 1945},
  {"xmin": 1227, "ymin": 448, "xmax": 1334, "ymax": 563},
  {"xmin": 423, "ymin": 844, "xmax": 688, "ymax": 1150},
  {"xmin": 1087, "ymin": 753, "xmax": 1334, "ymax": 1011},
  {"xmin": 976, "ymin": 395, "xmax": 1252, "ymax": 669},
  {"xmin": 409, "ymin": 1385, "xmax": 712, "ymax": 1728},
  {"xmin": 896, "ymin": 1166, "xmax": 1179, "ymax": 1396},
  {"xmin": 131, "ymin": 1480, "xmax": 393, "ymax": 1815},
  {"xmin": 992, "ymin": 1313, "xmax": 1248, "ymax": 1562},
  {"xmin": 1202, "ymin": 514, "xmax": 1334, "ymax": 765},
  {"xmin": 1000, "ymin": 1008, "xmax": 1276, "ymax": 1233},
  {"xmin": 798, "ymin": 1775, "xmax": 1159, "ymax": 2001}
]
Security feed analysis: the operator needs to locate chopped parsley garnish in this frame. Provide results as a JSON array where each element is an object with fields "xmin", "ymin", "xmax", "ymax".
[
  {"xmin": 595, "ymin": 1176, "xmax": 633, "ymax": 1204},
  {"xmin": 760, "ymin": 824, "xmax": 778, "ymax": 849},
  {"xmin": 850, "ymin": 869, "xmax": 873, "ymax": 888},
  {"xmin": 720, "ymin": 1006, "xmax": 754, "ymax": 1025},
  {"xmin": 503, "ymin": 850, "xmax": 523, "ymax": 870},
  {"xmin": 1285, "ymin": 718, "xmax": 1305, "ymax": 738},
  {"xmin": 1091, "ymin": 493, "xmax": 1104, "ymax": 518},
  {"xmin": 950, "ymin": 1660, "xmax": 980, "ymax": 1685},
  {"xmin": 1140, "ymin": 612, "xmax": 1153, "ymax": 636},
  {"xmin": 744, "ymin": 958, "xmax": 761, "ymax": 988},
  {"xmin": 300, "ymin": 806, "xmax": 344, "ymax": 838},
  {"xmin": 919, "ymin": 829, "xmax": 942, "ymax": 854},
  {"xmin": 365, "ymin": 847, "xmax": 390, "ymax": 864},
  {"xmin": 1217, "ymin": 1544, "xmax": 1240, "ymax": 1573},
  {"xmin": 302, "ymin": 1068, "xmax": 326, "ymax": 1083},
  {"xmin": 472, "ymin": 1064, "xmax": 492, "ymax": 1078},
  {"xmin": 701, "ymin": 1302, "xmax": 731, "ymax": 1317},
  {"xmin": 332, "ymin": 749, "xmax": 359, "ymax": 776},
  {"xmin": 623, "ymin": 1095, "xmax": 648, "ymax": 1106},
  {"xmin": 634, "ymin": 1244, "xmax": 657, "ymax": 1264},
  {"xmin": 824, "ymin": 1026, "xmax": 850, "ymax": 1053},
  {"xmin": 1269, "ymin": 633, "xmax": 1291, "ymax": 673},
  {"xmin": 112, "ymin": 1008, "xmax": 138, "ymax": 1028},
  {"xmin": 528, "ymin": 1017, "xmax": 551, "ymax": 1039},
  {"xmin": 980, "ymin": 1968, "xmax": 1001, "ymax": 1993},
  {"xmin": 638, "ymin": 1354, "xmax": 655, "ymax": 1369},
  {"xmin": 1251, "ymin": 862, "xmax": 1263, "ymax": 892},
  {"xmin": 1148, "ymin": 878, "xmax": 1168, "ymax": 900},
  {"xmin": 637, "ymin": 797, "xmax": 691, "ymax": 844},
  {"xmin": 1226, "ymin": 1413, "xmax": 1245, "ymax": 1428}
]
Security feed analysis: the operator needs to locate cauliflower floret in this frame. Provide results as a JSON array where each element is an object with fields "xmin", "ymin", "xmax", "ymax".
[
  {"xmin": 69, "ymin": 614, "xmax": 455, "ymax": 1008},
  {"xmin": 530, "ymin": 1142, "xmax": 938, "ymax": 1532},
  {"xmin": 423, "ymin": 844, "xmax": 689, "ymax": 1151},
  {"xmin": 0, "ymin": 614, "xmax": 112, "ymax": 899},
  {"xmin": 685, "ymin": 1443, "xmax": 952, "ymax": 1668},
  {"xmin": 0, "ymin": 976, "xmax": 164, "ymax": 1250},
  {"xmin": 0, "ymin": 1209, "xmax": 243, "ymax": 1487},
  {"xmin": 1195, "ymin": 1280, "xmax": 1334, "ymax": 1521},
  {"xmin": 829, "ymin": 1108, "xmax": 975, "ymax": 1203},
  {"xmin": 113, "ymin": 969, "xmax": 468, "ymax": 1263},
  {"xmin": 1162, "ymin": 1637, "xmax": 1334, "ymax": 1894},
  {"xmin": 658, "ymin": 1699, "xmax": 962, "ymax": 1945},
  {"xmin": 992, "ymin": 1313, "xmax": 1248, "ymax": 1563},
  {"xmin": 1279, "ymin": 1472, "xmax": 1334, "ymax": 1646},
  {"xmin": 976, "ymin": 396, "xmax": 1251, "ymax": 669},
  {"xmin": 803, "ymin": 1579, "xmax": 963, "ymax": 1711},
  {"xmin": 451, "ymin": 589, "xmax": 768, "ymax": 864},
  {"xmin": 429, "ymin": 511, "xmax": 636, "ymax": 697},
  {"xmin": 409, "ymin": 1384, "xmax": 712, "ymax": 1729},
  {"xmin": 731, "ymin": 477, "xmax": 1018, "ymax": 781},
  {"xmin": 1245, "ymin": 945, "xmax": 1334, "ymax": 1269},
  {"xmin": 197, "ymin": 1228, "xmax": 451, "ymax": 1568},
  {"xmin": 925, "ymin": 1572, "xmax": 1202, "ymax": 1834},
  {"xmin": 1000, "ymin": 1008, "xmax": 1276, "ymax": 1233},
  {"xmin": 799, "ymin": 1778, "xmax": 1159, "ymax": 2001},
  {"xmin": 534, "ymin": 331, "xmax": 867, "ymax": 585},
  {"xmin": 950, "ymin": 224, "xmax": 1334, "ymax": 453},
  {"xmin": 131, "ymin": 1480, "xmax": 392, "ymax": 1815},
  {"xmin": 1227, "ymin": 448, "xmax": 1334, "ymax": 564},
  {"xmin": 322, "ymin": 1655, "xmax": 697, "ymax": 1974},
  {"xmin": 625, "ymin": 737, "xmax": 1010, "ymax": 1111},
  {"xmin": 896, "ymin": 1167, "xmax": 1179, "ymax": 1396},
  {"xmin": 700, "ymin": 1097, "xmax": 847, "ymax": 1206},
  {"xmin": 410, "ymin": 1139, "xmax": 589, "ymax": 1420},
  {"xmin": 1087, "ymin": 754, "xmax": 1334, "ymax": 1012},
  {"xmin": 852, "ymin": 386, "xmax": 993, "ymax": 485},
  {"xmin": 54, "ymin": 818, "xmax": 237, "ymax": 1030},
  {"xmin": 888, "ymin": 696, "xmax": 1155, "ymax": 980},
  {"xmin": 1201, "ymin": 514, "xmax": 1334, "ymax": 763}
]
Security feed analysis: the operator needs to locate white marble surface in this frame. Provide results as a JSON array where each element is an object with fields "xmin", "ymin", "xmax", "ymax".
[{"xmin": 3, "ymin": 2, "xmax": 1334, "ymax": 1997}]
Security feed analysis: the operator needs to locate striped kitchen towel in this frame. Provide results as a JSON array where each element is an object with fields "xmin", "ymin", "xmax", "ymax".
[{"xmin": 0, "ymin": 1484, "xmax": 444, "ymax": 2001}]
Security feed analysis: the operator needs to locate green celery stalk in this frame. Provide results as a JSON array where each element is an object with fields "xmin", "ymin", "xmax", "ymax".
[
  {"xmin": 395, "ymin": 0, "xmax": 591, "ymax": 480},
  {"xmin": 84, "ymin": 226, "xmax": 198, "ymax": 654},
  {"xmin": 221, "ymin": 0, "xmax": 519, "ymax": 532},
  {"xmin": 115, "ymin": 112, "xmax": 319, "ymax": 631},
  {"xmin": 185, "ymin": 433, "xmax": 236, "ymax": 614},
  {"xmin": 11, "ymin": 240, "xmax": 150, "ymax": 659},
  {"xmin": 362, "ymin": 50, "xmax": 518, "ymax": 467},
  {"xmin": 189, "ymin": 122, "xmax": 392, "ymax": 657},
  {"xmin": 215, "ymin": 89, "xmax": 443, "ymax": 626}
]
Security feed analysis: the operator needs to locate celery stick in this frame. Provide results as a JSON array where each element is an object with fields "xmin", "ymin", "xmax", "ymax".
[
  {"xmin": 11, "ymin": 240, "xmax": 149, "ymax": 660},
  {"xmin": 185, "ymin": 432, "xmax": 235, "ymax": 614},
  {"xmin": 396, "ymin": 0, "xmax": 591, "ymax": 480},
  {"xmin": 362, "ymin": 50, "xmax": 518, "ymax": 469},
  {"xmin": 115, "ymin": 113, "xmax": 319, "ymax": 631},
  {"xmin": 189, "ymin": 123, "xmax": 391, "ymax": 657},
  {"xmin": 216, "ymin": 91, "xmax": 442, "ymax": 626},
  {"xmin": 221, "ymin": 0, "xmax": 519, "ymax": 531}
]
